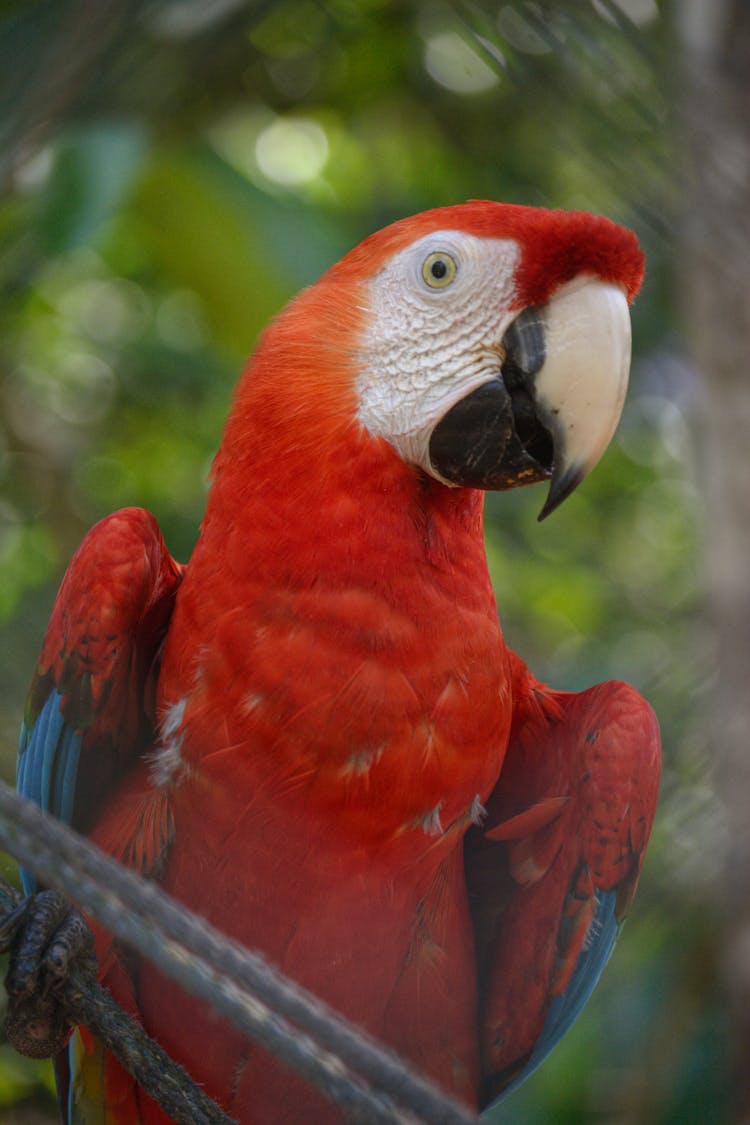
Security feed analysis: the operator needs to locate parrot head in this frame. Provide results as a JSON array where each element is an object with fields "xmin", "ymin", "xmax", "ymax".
[
  {"xmin": 222, "ymin": 201, "xmax": 644, "ymax": 523},
  {"xmin": 340, "ymin": 201, "xmax": 644, "ymax": 519}
]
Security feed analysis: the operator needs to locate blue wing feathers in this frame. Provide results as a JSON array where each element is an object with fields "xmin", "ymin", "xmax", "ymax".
[
  {"xmin": 526, "ymin": 890, "xmax": 619, "ymax": 1073},
  {"xmin": 55, "ymin": 724, "xmax": 83, "ymax": 827},
  {"xmin": 486, "ymin": 890, "xmax": 620, "ymax": 1110},
  {"xmin": 40, "ymin": 700, "xmax": 65, "ymax": 814},
  {"xmin": 18, "ymin": 709, "xmax": 48, "ymax": 810},
  {"xmin": 16, "ymin": 720, "xmax": 29, "ymax": 801},
  {"xmin": 17, "ymin": 690, "xmax": 82, "ymax": 895}
]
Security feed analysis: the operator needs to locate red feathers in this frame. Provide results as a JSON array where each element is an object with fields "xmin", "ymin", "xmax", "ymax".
[{"xmin": 328, "ymin": 201, "xmax": 644, "ymax": 306}]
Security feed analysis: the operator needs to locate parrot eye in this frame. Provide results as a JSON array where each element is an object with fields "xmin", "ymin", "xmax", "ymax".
[{"xmin": 421, "ymin": 251, "xmax": 457, "ymax": 289}]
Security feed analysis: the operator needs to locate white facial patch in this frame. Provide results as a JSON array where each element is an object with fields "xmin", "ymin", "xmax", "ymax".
[{"xmin": 356, "ymin": 230, "xmax": 520, "ymax": 475}]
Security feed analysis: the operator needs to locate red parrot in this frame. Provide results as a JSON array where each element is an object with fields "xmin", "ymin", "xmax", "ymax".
[{"xmin": 14, "ymin": 202, "xmax": 660, "ymax": 1123}]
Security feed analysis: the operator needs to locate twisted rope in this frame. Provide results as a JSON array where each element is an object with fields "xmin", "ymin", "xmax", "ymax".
[{"xmin": 0, "ymin": 781, "xmax": 478, "ymax": 1125}]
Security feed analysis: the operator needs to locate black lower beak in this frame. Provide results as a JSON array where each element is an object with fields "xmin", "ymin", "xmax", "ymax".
[{"xmin": 428, "ymin": 377, "xmax": 554, "ymax": 493}]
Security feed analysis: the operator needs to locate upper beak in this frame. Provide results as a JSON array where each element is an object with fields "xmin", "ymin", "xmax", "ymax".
[
  {"xmin": 532, "ymin": 279, "xmax": 632, "ymax": 520},
  {"xmin": 427, "ymin": 278, "xmax": 632, "ymax": 519}
]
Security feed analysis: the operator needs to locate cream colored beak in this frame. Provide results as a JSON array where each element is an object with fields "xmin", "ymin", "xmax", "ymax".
[{"xmin": 534, "ymin": 278, "xmax": 632, "ymax": 519}]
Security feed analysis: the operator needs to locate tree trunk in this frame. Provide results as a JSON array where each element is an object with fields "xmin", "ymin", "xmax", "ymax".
[{"xmin": 680, "ymin": 2, "xmax": 750, "ymax": 1119}]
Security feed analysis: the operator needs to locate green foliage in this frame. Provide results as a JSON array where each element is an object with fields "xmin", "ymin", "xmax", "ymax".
[{"xmin": 0, "ymin": 1, "xmax": 714, "ymax": 1121}]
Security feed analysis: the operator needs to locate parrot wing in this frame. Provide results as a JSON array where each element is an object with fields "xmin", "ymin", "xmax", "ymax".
[
  {"xmin": 17, "ymin": 507, "xmax": 184, "ymax": 891},
  {"xmin": 16, "ymin": 508, "xmax": 183, "ymax": 1124},
  {"xmin": 465, "ymin": 660, "xmax": 660, "ymax": 1110}
]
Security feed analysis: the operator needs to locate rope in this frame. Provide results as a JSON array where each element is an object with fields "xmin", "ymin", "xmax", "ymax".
[
  {"xmin": 0, "ymin": 781, "xmax": 478, "ymax": 1125},
  {"xmin": 0, "ymin": 878, "xmax": 236, "ymax": 1125}
]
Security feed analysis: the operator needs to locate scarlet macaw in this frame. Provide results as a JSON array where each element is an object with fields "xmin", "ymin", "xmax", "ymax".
[{"xmin": 12, "ymin": 202, "xmax": 660, "ymax": 1123}]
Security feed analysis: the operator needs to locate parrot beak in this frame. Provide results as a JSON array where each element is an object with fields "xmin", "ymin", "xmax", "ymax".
[
  {"xmin": 428, "ymin": 279, "xmax": 632, "ymax": 519},
  {"xmin": 532, "ymin": 279, "xmax": 632, "ymax": 520}
]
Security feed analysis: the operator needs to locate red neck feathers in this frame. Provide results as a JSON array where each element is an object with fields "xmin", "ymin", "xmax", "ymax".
[{"xmin": 200, "ymin": 271, "xmax": 491, "ymax": 607}]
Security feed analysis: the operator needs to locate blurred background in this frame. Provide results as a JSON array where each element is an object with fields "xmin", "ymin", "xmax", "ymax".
[{"xmin": 0, "ymin": 0, "xmax": 747, "ymax": 1121}]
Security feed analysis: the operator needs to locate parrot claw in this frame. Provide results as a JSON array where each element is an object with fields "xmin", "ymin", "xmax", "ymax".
[{"xmin": 0, "ymin": 890, "xmax": 96, "ymax": 1058}]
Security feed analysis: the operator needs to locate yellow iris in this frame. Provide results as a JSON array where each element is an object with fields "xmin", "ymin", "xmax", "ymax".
[{"xmin": 421, "ymin": 251, "xmax": 457, "ymax": 288}]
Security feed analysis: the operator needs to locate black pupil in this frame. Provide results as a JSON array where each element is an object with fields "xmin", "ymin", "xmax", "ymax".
[{"xmin": 430, "ymin": 258, "xmax": 448, "ymax": 279}]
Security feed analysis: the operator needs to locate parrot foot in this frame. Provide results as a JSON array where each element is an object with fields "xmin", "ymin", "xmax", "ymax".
[{"xmin": 0, "ymin": 889, "xmax": 96, "ymax": 1058}]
